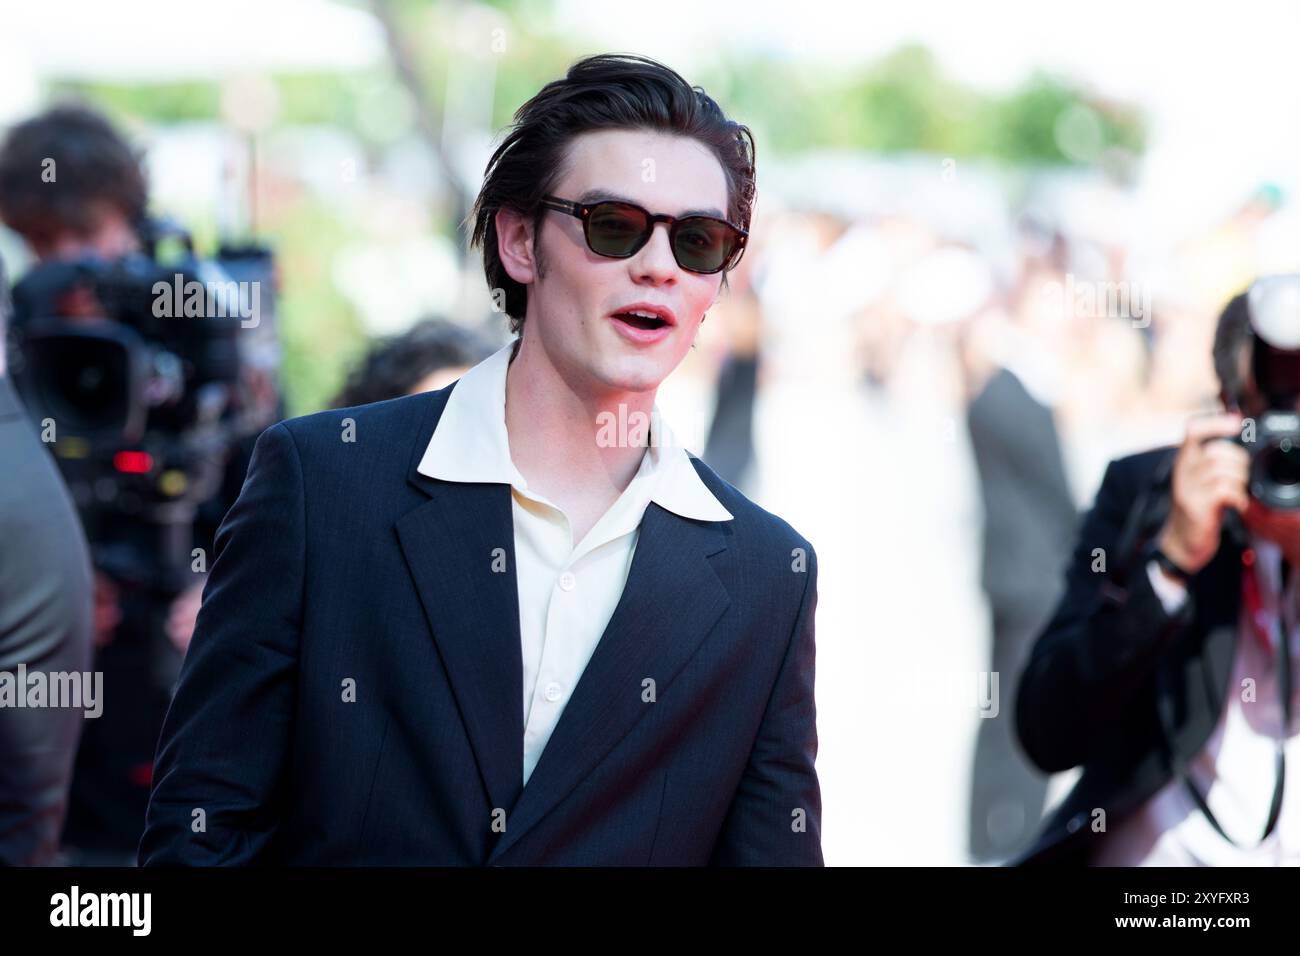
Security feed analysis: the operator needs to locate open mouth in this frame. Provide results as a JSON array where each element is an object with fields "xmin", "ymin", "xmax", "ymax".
[{"xmin": 612, "ymin": 311, "xmax": 670, "ymax": 331}]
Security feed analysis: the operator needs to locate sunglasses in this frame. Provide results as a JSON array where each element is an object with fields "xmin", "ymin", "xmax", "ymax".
[{"xmin": 539, "ymin": 195, "xmax": 747, "ymax": 275}]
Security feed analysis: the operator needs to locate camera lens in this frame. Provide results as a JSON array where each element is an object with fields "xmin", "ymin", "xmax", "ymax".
[
  {"xmin": 32, "ymin": 336, "xmax": 130, "ymax": 434},
  {"xmin": 1263, "ymin": 440, "xmax": 1300, "ymax": 489}
]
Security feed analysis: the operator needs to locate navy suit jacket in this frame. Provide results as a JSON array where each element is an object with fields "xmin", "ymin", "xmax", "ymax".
[{"xmin": 139, "ymin": 378, "xmax": 822, "ymax": 865}]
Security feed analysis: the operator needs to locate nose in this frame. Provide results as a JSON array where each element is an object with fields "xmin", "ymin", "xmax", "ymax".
[{"xmin": 628, "ymin": 221, "xmax": 678, "ymax": 286}]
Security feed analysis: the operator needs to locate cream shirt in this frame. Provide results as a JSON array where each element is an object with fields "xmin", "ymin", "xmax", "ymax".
[{"xmin": 416, "ymin": 341, "xmax": 734, "ymax": 786}]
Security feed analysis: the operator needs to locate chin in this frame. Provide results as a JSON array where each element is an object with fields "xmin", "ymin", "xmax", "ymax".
[{"xmin": 593, "ymin": 354, "xmax": 670, "ymax": 392}]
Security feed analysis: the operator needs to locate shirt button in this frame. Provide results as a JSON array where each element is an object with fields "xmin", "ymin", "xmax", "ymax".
[
  {"xmin": 558, "ymin": 571, "xmax": 576, "ymax": 591},
  {"xmin": 544, "ymin": 682, "xmax": 563, "ymax": 702}
]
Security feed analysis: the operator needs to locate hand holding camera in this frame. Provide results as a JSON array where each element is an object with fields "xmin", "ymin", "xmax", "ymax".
[{"xmin": 1158, "ymin": 413, "xmax": 1251, "ymax": 577}]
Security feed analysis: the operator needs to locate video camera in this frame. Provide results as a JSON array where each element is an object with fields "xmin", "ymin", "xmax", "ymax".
[{"xmin": 4, "ymin": 218, "xmax": 279, "ymax": 585}]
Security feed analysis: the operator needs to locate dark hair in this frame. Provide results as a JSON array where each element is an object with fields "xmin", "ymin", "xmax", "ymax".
[
  {"xmin": 0, "ymin": 104, "xmax": 148, "ymax": 241},
  {"xmin": 469, "ymin": 53, "xmax": 756, "ymax": 336},
  {"xmin": 1214, "ymin": 290, "xmax": 1253, "ymax": 407},
  {"xmin": 330, "ymin": 317, "xmax": 497, "ymax": 409}
]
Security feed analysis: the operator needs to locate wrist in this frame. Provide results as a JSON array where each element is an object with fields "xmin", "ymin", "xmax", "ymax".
[{"xmin": 1152, "ymin": 530, "xmax": 1198, "ymax": 581}]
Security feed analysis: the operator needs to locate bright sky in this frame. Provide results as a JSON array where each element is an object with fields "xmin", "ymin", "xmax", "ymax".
[{"xmin": 555, "ymin": 0, "xmax": 1300, "ymax": 235}]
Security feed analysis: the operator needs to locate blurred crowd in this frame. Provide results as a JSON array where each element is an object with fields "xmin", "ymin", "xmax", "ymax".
[{"xmin": 686, "ymin": 171, "xmax": 1300, "ymax": 863}]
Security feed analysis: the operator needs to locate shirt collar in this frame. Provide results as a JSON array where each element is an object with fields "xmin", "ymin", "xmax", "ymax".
[{"xmin": 416, "ymin": 340, "xmax": 733, "ymax": 523}]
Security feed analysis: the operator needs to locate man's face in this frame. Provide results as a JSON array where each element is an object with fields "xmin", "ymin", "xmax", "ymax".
[
  {"xmin": 501, "ymin": 128, "xmax": 731, "ymax": 395},
  {"xmin": 16, "ymin": 205, "xmax": 141, "ymax": 318},
  {"xmin": 23, "ymin": 204, "xmax": 140, "ymax": 264}
]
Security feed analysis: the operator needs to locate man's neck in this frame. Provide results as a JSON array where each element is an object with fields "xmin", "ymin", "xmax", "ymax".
[{"xmin": 504, "ymin": 332, "xmax": 654, "ymax": 504}]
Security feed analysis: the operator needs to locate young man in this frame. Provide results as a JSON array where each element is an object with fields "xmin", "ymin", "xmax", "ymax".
[{"xmin": 139, "ymin": 54, "xmax": 822, "ymax": 866}]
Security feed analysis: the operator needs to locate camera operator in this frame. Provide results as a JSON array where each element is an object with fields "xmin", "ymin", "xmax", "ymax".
[
  {"xmin": 0, "ymin": 104, "xmax": 270, "ymax": 863},
  {"xmin": 1017, "ymin": 278, "xmax": 1300, "ymax": 865}
]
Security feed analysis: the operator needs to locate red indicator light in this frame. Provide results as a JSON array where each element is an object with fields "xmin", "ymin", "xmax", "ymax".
[{"xmin": 113, "ymin": 450, "xmax": 154, "ymax": 474}]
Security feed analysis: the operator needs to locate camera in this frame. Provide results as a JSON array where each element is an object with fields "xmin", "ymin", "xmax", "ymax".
[
  {"xmin": 4, "ymin": 218, "xmax": 279, "ymax": 584},
  {"xmin": 1243, "ymin": 410, "xmax": 1300, "ymax": 509},
  {"xmin": 1237, "ymin": 276, "xmax": 1300, "ymax": 510},
  {"xmin": 1237, "ymin": 277, "xmax": 1300, "ymax": 512}
]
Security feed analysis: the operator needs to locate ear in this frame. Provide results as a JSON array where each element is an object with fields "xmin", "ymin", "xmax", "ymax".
[{"xmin": 496, "ymin": 208, "xmax": 537, "ymax": 285}]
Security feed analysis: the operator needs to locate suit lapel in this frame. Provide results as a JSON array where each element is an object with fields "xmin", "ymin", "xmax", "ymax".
[
  {"xmin": 1193, "ymin": 541, "xmax": 1244, "ymax": 737},
  {"xmin": 1158, "ymin": 540, "xmax": 1242, "ymax": 760},
  {"xmin": 397, "ymin": 477, "xmax": 526, "ymax": 824}
]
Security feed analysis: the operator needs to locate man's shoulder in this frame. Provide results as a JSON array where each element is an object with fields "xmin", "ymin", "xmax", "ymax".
[
  {"xmin": 267, "ymin": 385, "xmax": 452, "ymax": 461},
  {"xmin": 684, "ymin": 453, "xmax": 817, "ymax": 568}
]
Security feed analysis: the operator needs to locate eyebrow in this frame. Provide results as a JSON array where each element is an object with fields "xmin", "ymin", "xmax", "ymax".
[{"xmin": 575, "ymin": 188, "xmax": 727, "ymax": 221}]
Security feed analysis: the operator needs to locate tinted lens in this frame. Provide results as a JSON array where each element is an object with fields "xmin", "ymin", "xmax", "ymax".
[
  {"xmin": 586, "ymin": 203, "xmax": 650, "ymax": 257},
  {"xmin": 672, "ymin": 218, "xmax": 737, "ymax": 273}
]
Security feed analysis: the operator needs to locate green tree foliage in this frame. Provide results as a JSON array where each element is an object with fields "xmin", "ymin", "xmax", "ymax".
[{"xmin": 37, "ymin": 25, "xmax": 1145, "ymax": 414}]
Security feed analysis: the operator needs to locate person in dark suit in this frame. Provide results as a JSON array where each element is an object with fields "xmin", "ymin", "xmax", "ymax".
[
  {"xmin": 139, "ymin": 54, "xmax": 821, "ymax": 866},
  {"xmin": 966, "ymin": 365, "xmax": 1077, "ymax": 862},
  {"xmin": 0, "ymin": 257, "xmax": 95, "ymax": 865},
  {"xmin": 1016, "ymin": 282, "xmax": 1300, "ymax": 865}
]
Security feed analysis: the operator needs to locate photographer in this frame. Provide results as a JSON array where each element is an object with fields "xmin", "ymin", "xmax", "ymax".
[
  {"xmin": 1017, "ymin": 280, "xmax": 1300, "ymax": 865},
  {"xmin": 0, "ymin": 104, "xmax": 264, "ymax": 863}
]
